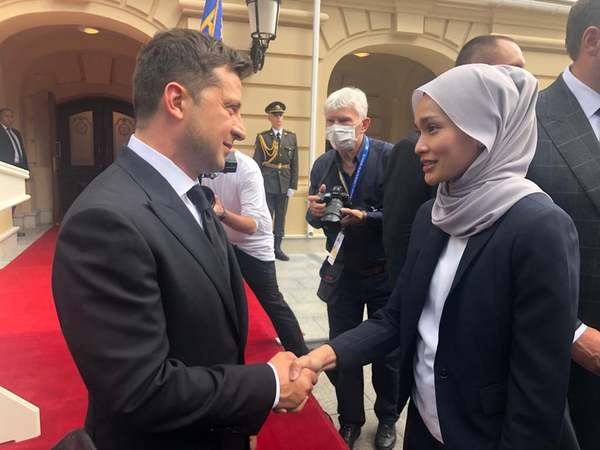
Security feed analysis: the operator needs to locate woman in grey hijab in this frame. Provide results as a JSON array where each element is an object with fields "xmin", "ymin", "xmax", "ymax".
[{"xmin": 295, "ymin": 64, "xmax": 580, "ymax": 450}]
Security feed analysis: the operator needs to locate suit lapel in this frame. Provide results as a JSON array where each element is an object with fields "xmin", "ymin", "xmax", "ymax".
[
  {"xmin": 539, "ymin": 77, "xmax": 600, "ymax": 214},
  {"xmin": 448, "ymin": 224, "xmax": 498, "ymax": 295},
  {"xmin": 404, "ymin": 225, "xmax": 448, "ymax": 337},
  {"xmin": 265, "ymin": 132, "xmax": 275, "ymax": 147},
  {"xmin": 0, "ymin": 127, "xmax": 13, "ymax": 161},
  {"xmin": 116, "ymin": 147, "xmax": 241, "ymax": 339}
]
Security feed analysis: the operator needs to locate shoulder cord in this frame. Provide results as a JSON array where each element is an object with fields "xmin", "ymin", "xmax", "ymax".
[{"xmin": 258, "ymin": 134, "xmax": 279, "ymax": 164}]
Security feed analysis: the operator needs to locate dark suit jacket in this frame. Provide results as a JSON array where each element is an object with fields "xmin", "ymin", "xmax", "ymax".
[
  {"xmin": 528, "ymin": 76, "xmax": 600, "ymax": 449},
  {"xmin": 0, "ymin": 126, "xmax": 28, "ymax": 170},
  {"xmin": 52, "ymin": 148, "xmax": 275, "ymax": 450},
  {"xmin": 331, "ymin": 193, "xmax": 579, "ymax": 450},
  {"xmin": 382, "ymin": 132, "xmax": 435, "ymax": 282},
  {"xmin": 253, "ymin": 129, "xmax": 298, "ymax": 194}
]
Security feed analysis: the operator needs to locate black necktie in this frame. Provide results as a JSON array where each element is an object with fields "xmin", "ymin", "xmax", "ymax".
[{"xmin": 187, "ymin": 185, "xmax": 229, "ymax": 272}]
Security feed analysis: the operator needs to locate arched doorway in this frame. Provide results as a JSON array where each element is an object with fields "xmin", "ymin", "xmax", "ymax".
[
  {"xmin": 56, "ymin": 97, "xmax": 134, "ymax": 216},
  {"xmin": 327, "ymin": 53, "xmax": 436, "ymax": 143},
  {"xmin": 0, "ymin": 22, "xmax": 145, "ymax": 224},
  {"xmin": 317, "ymin": 33, "xmax": 455, "ymax": 165}
]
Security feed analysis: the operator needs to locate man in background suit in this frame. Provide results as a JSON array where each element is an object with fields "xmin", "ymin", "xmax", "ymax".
[
  {"xmin": 383, "ymin": 35, "xmax": 525, "ymax": 283},
  {"xmin": 52, "ymin": 29, "xmax": 316, "ymax": 450},
  {"xmin": 253, "ymin": 101, "xmax": 299, "ymax": 261},
  {"xmin": 1, "ymin": 107, "xmax": 29, "ymax": 237},
  {"xmin": 527, "ymin": 1, "xmax": 600, "ymax": 447},
  {"xmin": 0, "ymin": 107, "xmax": 28, "ymax": 170}
]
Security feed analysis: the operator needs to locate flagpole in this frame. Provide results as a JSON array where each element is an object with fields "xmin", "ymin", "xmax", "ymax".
[{"xmin": 307, "ymin": 0, "xmax": 321, "ymax": 237}]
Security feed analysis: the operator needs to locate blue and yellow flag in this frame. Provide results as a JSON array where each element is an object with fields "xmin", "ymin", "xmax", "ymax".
[{"xmin": 200, "ymin": 0, "xmax": 223, "ymax": 39}]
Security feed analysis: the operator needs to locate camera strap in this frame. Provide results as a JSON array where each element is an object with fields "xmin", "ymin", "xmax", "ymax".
[
  {"xmin": 327, "ymin": 137, "xmax": 370, "ymax": 266},
  {"xmin": 336, "ymin": 170, "xmax": 349, "ymax": 195}
]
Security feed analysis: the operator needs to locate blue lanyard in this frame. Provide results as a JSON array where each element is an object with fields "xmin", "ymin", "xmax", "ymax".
[{"xmin": 348, "ymin": 136, "xmax": 370, "ymax": 201}]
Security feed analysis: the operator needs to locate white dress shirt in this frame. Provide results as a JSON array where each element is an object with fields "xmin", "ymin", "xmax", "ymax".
[
  {"xmin": 128, "ymin": 135, "xmax": 280, "ymax": 408},
  {"xmin": 202, "ymin": 150, "xmax": 275, "ymax": 261},
  {"xmin": 127, "ymin": 134, "xmax": 202, "ymax": 227},
  {"xmin": 271, "ymin": 127, "xmax": 282, "ymax": 139},
  {"xmin": 413, "ymin": 235, "xmax": 468, "ymax": 443},
  {"xmin": 561, "ymin": 67, "xmax": 594, "ymax": 341},
  {"xmin": 562, "ymin": 66, "xmax": 600, "ymax": 141},
  {"xmin": 2, "ymin": 123, "xmax": 22, "ymax": 164}
]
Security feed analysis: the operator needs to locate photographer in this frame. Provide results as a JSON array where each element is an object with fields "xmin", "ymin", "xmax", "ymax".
[{"xmin": 306, "ymin": 87, "xmax": 399, "ymax": 450}]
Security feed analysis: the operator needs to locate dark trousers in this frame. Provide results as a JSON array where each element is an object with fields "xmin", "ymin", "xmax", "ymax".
[
  {"xmin": 327, "ymin": 269, "xmax": 400, "ymax": 426},
  {"xmin": 569, "ymin": 364, "xmax": 598, "ymax": 450},
  {"xmin": 266, "ymin": 193, "xmax": 289, "ymax": 240},
  {"xmin": 403, "ymin": 402, "xmax": 445, "ymax": 450},
  {"xmin": 234, "ymin": 247, "xmax": 308, "ymax": 356}
]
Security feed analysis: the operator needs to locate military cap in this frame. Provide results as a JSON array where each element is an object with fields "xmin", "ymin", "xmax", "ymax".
[{"xmin": 265, "ymin": 101, "xmax": 286, "ymax": 114}]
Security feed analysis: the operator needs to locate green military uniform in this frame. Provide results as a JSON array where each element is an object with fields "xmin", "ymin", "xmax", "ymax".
[{"xmin": 253, "ymin": 101, "xmax": 298, "ymax": 260}]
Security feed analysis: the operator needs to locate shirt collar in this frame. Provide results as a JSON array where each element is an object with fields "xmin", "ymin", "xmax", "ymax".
[
  {"xmin": 127, "ymin": 134, "xmax": 198, "ymax": 198},
  {"xmin": 1, "ymin": 124, "xmax": 8, "ymax": 131},
  {"xmin": 271, "ymin": 128, "xmax": 282, "ymax": 135},
  {"xmin": 562, "ymin": 66, "xmax": 600, "ymax": 121}
]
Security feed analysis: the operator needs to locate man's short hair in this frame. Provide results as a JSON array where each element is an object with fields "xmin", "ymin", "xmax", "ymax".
[
  {"xmin": 324, "ymin": 87, "xmax": 368, "ymax": 120},
  {"xmin": 455, "ymin": 35, "xmax": 518, "ymax": 66},
  {"xmin": 565, "ymin": 0, "xmax": 600, "ymax": 60},
  {"xmin": 133, "ymin": 28, "xmax": 252, "ymax": 123}
]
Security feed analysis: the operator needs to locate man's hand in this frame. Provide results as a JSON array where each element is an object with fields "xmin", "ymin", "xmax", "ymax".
[
  {"xmin": 340, "ymin": 208, "xmax": 367, "ymax": 228},
  {"xmin": 289, "ymin": 345, "xmax": 338, "ymax": 380},
  {"xmin": 307, "ymin": 184, "xmax": 327, "ymax": 218},
  {"xmin": 269, "ymin": 351, "xmax": 318, "ymax": 412},
  {"xmin": 212, "ymin": 194, "xmax": 225, "ymax": 218},
  {"xmin": 572, "ymin": 326, "xmax": 600, "ymax": 376},
  {"xmin": 287, "ymin": 188, "xmax": 295, "ymax": 198}
]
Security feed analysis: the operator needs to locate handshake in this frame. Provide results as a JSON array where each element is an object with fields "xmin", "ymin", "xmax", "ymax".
[{"xmin": 268, "ymin": 344, "xmax": 338, "ymax": 413}]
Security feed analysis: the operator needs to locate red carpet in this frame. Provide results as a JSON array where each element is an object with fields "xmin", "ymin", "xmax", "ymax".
[{"xmin": 0, "ymin": 228, "xmax": 345, "ymax": 449}]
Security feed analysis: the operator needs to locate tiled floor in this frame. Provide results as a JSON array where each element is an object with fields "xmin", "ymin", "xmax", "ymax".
[{"xmin": 276, "ymin": 239, "xmax": 407, "ymax": 450}]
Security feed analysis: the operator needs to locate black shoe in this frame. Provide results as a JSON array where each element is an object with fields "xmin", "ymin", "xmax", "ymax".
[
  {"xmin": 339, "ymin": 424, "xmax": 361, "ymax": 449},
  {"xmin": 374, "ymin": 422, "xmax": 397, "ymax": 450},
  {"xmin": 274, "ymin": 249, "xmax": 290, "ymax": 261}
]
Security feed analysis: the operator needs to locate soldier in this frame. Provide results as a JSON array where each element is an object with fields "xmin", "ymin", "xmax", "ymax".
[{"xmin": 253, "ymin": 101, "xmax": 298, "ymax": 261}]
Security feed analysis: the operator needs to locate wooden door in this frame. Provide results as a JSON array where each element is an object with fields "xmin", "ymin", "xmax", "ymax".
[{"xmin": 56, "ymin": 98, "xmax": 134, "ymax": 218}]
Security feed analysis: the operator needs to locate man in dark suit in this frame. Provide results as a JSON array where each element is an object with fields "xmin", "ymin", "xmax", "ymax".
[
  {"xmin": 253, "ymin": 101, "xmax": 299, "ymax": 261},
  {"xmin": 527, "ymin": 1, "xmax": 600, "ymax": 448},
  {"xmin": 1, "ymin": 107, "xmax": 29, "ymax": 237},
  {"xmin": 52, "ymin": 29, "xmax": 316, "ymax": 450},
  {"xmin": 383, "ymin": 35, "xmax": 525, "ymax": 283},
  {"xmin": 0, "ymin": 107, "xmax": 28, "ymax": 170}
]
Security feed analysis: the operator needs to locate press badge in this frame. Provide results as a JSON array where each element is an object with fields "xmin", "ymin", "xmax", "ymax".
[{"xmin": 327, "ymin": 231, "xmax": 345, "ymax": 265}]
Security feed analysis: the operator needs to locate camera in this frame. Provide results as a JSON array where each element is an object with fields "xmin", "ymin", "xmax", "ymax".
[
  {"xmin": 201, "ymin": 152, "xmax": 238, "ymax": 180},
  {"xmin": 200, "ymin": 152, "xmax": 238, "ymax": 206},
  {"xmin": 318, "ymin": 185, "xmax": 350, "ymax": 225}
]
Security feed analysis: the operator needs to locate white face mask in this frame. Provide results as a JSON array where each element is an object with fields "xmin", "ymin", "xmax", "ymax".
[{"xmin": 326, "ymin": 124, "xmax": 357, "ymax": 152}]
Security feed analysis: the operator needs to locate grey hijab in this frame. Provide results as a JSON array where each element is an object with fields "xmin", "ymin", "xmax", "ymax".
[{"xmin": 411, "ymin": 64, "xmax": 546, "ymax": 238}]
